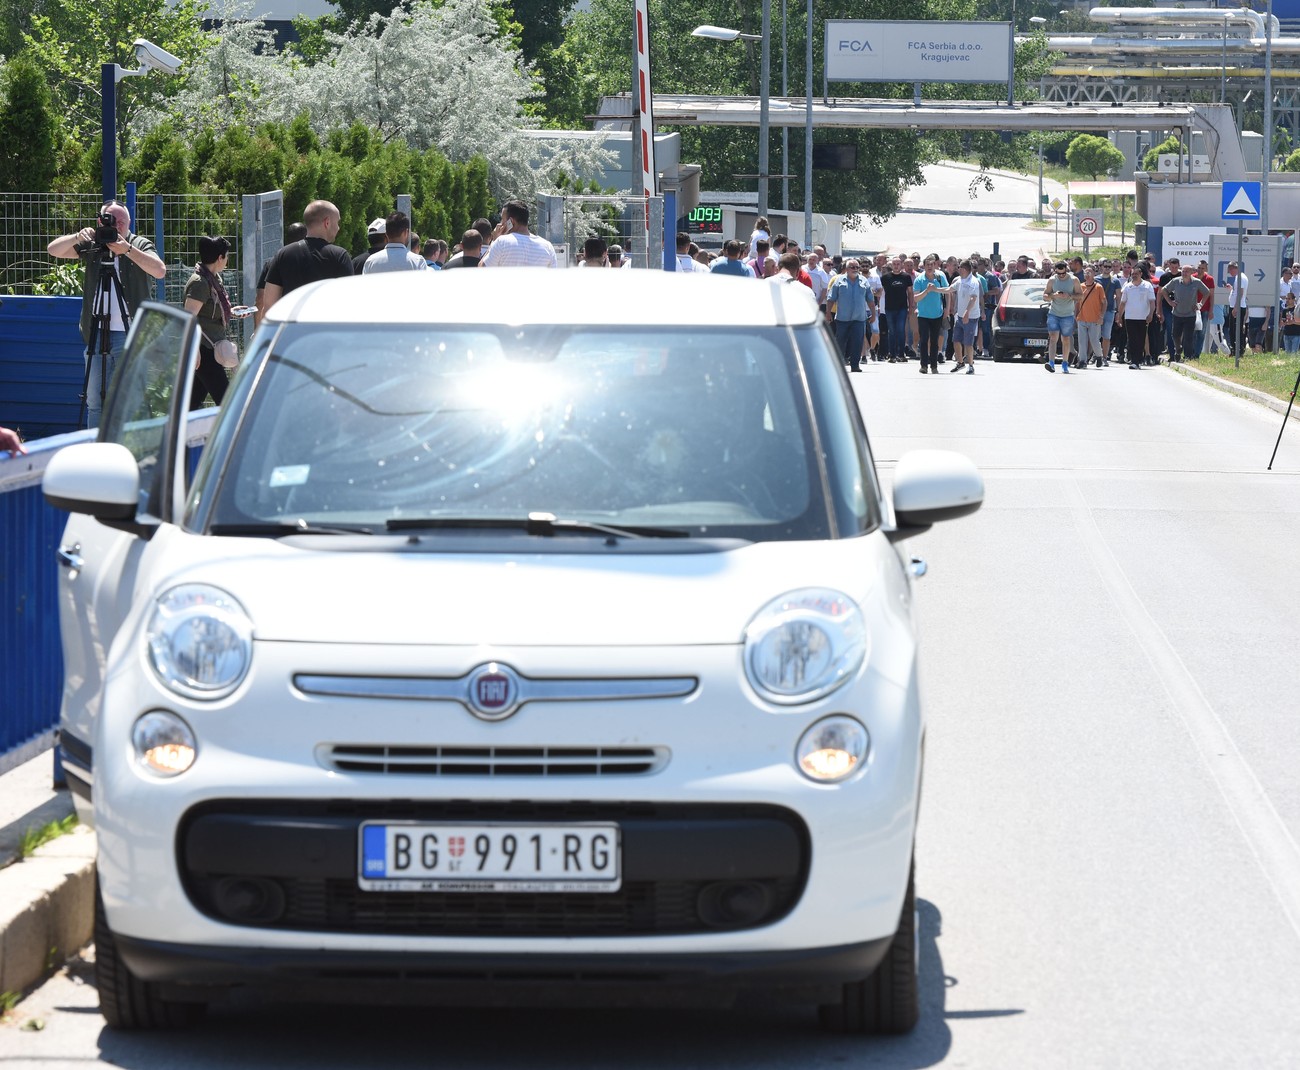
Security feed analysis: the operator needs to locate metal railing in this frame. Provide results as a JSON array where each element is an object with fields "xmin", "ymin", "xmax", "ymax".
[
  {"xmin": 0, "ymin": 187, "xmax": 243, "ymax": 306},
  {"xmin": 0, "ymin": 413, "xmax": 216, "ymax": 774}
]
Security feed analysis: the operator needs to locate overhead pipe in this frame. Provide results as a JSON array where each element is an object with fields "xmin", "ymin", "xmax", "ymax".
[
  {"xmin": 1025, "ymin": 34, "xmax": 1300, "ymax": 56},
  {"xmin": 1087, "ymin": 7, "xmax": 1278, "ymax": 38}
]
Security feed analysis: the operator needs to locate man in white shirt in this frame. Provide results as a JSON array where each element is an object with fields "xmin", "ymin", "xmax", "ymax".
[
  {"xmin": 362, "ymin": 212, "xmax": 428, "ymax": 273},
  {"xmin": 480, "ymin": 201, "xmax": 557, "ymax": 268},
  {"xmin": 1225, "ymin": 261, "xmax": 1248, "ymax": 356},
  {"xmin": 948, "ymin": 260, "xmax": 983, "ymax": 374},
  {"xmin": 674, "ymin": 231, "xmax": 708, "ymax": 274},
  {"xmin": 806, "ymin": 251, "xmax": 830, "ymax": 306}
]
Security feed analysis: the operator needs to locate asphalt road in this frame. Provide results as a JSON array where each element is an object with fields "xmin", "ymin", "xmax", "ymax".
[
  {"xmin": 3, "ymin": 360, "xmax": 1300, "ymax": 1068},
  {"xmin": 843, "ymin": 162, "xmax": 1070, "ymax": 260}
]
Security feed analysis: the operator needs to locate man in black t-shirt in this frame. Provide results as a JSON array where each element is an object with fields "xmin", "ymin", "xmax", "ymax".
[
  {"xmin": 879, "ymin": 257, "xmax": 915, "ymax": 362},
  {"xmin": 1008, "ymin": 255, "xmax": 1035, "ymax": 280},
  {"xmin": 441, "ymin": 229, "xmax": 483, "ymax": 269},
  {"xmin": 262, "ymin": 201, "xmax": 353, "ymax": 313}
]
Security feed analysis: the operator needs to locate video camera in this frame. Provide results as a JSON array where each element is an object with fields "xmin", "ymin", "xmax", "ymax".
[{"xmin": 93, "ymin": 211, "xmax": 121, "ymax": 247}]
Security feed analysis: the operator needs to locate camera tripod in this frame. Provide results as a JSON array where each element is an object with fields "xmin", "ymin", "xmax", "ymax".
[
  {"xmin": 1267, "ymin": 364, "xmax": 1300, "ymax": 470},
  {"xmin": 79, "ymin": 251, "xmax": 132, "ymax": 430}
]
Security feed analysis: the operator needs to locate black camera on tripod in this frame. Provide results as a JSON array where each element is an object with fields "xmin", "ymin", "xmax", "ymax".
[{"xmin": 89, "ymin": 211, "xmax": 122, "ymax": 260}]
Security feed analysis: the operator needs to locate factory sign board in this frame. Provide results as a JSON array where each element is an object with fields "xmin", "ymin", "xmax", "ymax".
[
  {"xmin": 1208, "ymin": 232, "xmax": 1282, "ymax": 307},
  {"xmin": 825, "ymin": 20, "xmax": 1014, "ymax": 85},
  {"xmin": 1158, "ymin": 226, "xmax": 1226, "ymax": 267}
]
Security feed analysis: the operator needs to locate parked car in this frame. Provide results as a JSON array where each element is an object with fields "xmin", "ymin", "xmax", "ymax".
[
  {"xmin": 43, "ymin": 271, "xmax": 983, "ymax": 1035},
  {"xmin": 991, "ymin": 279, "xmax": 1052, "ymax": 361}
]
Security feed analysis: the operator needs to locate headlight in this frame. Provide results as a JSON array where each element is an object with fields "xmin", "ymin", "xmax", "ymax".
[
  {"xmin": 796, "ymin": 716, "xmax": 869, "ymax": 783},
  {"xmin": 147, "ymin": 584, "xmax": 252, "ymax": 699},
  {"xmin": 132, "ymin": 711, "xmax": 197, "ymax": 777},
  {"xmin": 744, "ymin": 588, "xmax": 867, "ymax": 704}
]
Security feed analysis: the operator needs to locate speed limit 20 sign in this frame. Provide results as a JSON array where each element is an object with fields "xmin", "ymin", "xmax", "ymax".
[{"xmin": 1073, "ymin": 211, "xmax": 1103, "ymax": 238}]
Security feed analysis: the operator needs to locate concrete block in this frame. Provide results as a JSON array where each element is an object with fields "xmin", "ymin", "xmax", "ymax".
[{"xmin": 0, "ymin": 827, "xmax": 96, "ymax": 996}]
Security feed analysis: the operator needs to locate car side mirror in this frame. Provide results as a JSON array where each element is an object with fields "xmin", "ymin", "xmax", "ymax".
[
  {"xmin": 43, "ymin": 442, "xmax": 140, "ymax": 521},
  {"xmin": 887, "ymin": 449, "xmax": 983, "ymax": 543}
]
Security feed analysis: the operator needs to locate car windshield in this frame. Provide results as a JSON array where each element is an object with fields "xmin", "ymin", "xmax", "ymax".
[
  {"xmin": 1005, "ymin": 281, "xmax": 1047, "ymax": 306},
  {"xmin": 196, "ymin": 324, "xmax": 842, "ymax": 541}
]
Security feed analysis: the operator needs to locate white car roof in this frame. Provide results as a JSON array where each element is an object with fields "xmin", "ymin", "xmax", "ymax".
[{"xmin": 267, "ymin": 269, "xmax": 821, "ymax": 328}]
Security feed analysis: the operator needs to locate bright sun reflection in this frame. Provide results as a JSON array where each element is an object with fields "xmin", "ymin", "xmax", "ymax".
[{"xmin": 449, "ymin": 362, "xmax": 577, "ymax": 424}]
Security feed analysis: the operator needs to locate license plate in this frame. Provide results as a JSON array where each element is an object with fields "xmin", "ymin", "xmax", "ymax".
[
  {"xmin": 358, "ymin": 822, "xmax": 621, "ymax": 892},
  {"xmin": 1023, "ymin": 337, "xmax": 1048, "ymax": 346}
]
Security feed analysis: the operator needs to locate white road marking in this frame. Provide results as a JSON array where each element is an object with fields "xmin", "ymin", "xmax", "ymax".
[{"xmin": 1063, "ymin": 476, "xmax": 1300, "ymax": 941}]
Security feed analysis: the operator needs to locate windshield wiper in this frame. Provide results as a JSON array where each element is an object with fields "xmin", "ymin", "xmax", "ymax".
[
  {"xmin": 385, "ymin": 512, "xmax": 690, "ymax": 539},
  {"xmin": 210, "ymin": 520, "xmax": 375, "ymax": 536}
]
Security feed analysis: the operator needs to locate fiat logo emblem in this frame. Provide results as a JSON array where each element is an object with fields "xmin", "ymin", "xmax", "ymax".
[{"xmin": 466, "ymin": 663, "xmax": 522, "ymax": 721}]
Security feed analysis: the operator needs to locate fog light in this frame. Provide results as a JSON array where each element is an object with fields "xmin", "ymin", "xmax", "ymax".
[
  {"xmin": 132, "ymin": 711, "xmax": 197, "ymax": 777},
  {"xmin": 796, "ymin": 716, "xmax": 868, "ymax": 783}
]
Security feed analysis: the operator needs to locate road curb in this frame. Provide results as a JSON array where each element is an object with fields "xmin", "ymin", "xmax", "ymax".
[
  {"xmin": 0, "ymin": 826, "xmax": 95, "ymax": 998},
  {"xmin": 1167, "ymin": 361, "xmax": 1300, "ymax": 422}
]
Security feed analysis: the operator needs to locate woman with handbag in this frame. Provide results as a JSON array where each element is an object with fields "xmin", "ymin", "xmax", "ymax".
[{"xmin": 183, "ymin": 236, "xmax": 246, "ymax": 410}]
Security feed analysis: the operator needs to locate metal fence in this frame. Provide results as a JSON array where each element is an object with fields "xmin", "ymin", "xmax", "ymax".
[
  {"xmin": 537, "ymin": 194, "xmax": 666, "ymax": 269},
  {"xmin": 0, "ymin": 186, "xmax": 244, "ymax": 307}
]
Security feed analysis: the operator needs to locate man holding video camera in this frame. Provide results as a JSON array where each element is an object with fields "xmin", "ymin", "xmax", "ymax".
[{"xmin": 47, "ymin": 201, "xmax": 166, "ymax": 428}]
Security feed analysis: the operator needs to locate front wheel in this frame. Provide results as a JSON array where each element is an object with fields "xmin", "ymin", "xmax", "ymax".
[
  {"xmin": 95, "ymin": 878, "xmax": 206, "ymax": 1030},
  {"xmin": 819, "ymin": 860, "xmax": 919, "ymax": 1036}
]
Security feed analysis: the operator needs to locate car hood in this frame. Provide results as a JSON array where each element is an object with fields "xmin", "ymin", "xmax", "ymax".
[{"xmin": 155, "ymin": 531, "xmax": 905, "ymax": 648}]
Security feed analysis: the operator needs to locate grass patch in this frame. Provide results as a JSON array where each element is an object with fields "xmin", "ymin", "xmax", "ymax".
[
  {"xmin": 1191, "ymin": 351, "xmax": 1300, "ymax": 403},
  {"xmin": 18, "ymin": 815, "xmax": 78, "ymax": 860}
]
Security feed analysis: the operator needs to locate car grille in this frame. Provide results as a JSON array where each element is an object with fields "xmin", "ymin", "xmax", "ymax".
[
  {"xmin": 179, "ymin": 800, "xmax": 809, "ymax": 938},
  {"xmin": 319, "ymin": 744, "xmax": 669, "ymax": 777},
  {"xmin": 273, "ymin": 876, "xmax": 801, "ymax": 936}
]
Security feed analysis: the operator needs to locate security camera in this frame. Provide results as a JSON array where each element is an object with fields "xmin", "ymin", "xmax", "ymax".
[{"xmin": 133, "ymin": 39, "xmax": 182, "ymax": 77}]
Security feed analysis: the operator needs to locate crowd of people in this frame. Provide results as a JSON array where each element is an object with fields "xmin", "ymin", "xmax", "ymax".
[
  {"xmin": 672, "ymin": 218, "xmax": 1300, "ymax": 375},
  {"xmin": 31, "ymin": 194, "xmax": 1300, "ymax": 447}
]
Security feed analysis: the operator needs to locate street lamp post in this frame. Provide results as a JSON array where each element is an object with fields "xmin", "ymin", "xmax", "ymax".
[
  {"xmin": 781, "ymin": 0, "xmax": 788, "ymax": 212},
  {"xmin": 101, "ymin": 39, "xmax": 183, "ymax": 202},
  {"xmin": 694, "ymin": 4, "xmax": 814, "ymax": 247},
  {"xmin": 693, "ymin": 19, "xmax": 771, "ymax": 219},
  {"xmin": 1029, "ymin": 17, "xmax": 1047, "ymax": 223},
  {"xmin": 804, "ymin": 0, "xmax": 813, "ymax": 250},
  {"xmin": 1264, "ymin": 0, "xmax": 1273, "ymax": 234}
]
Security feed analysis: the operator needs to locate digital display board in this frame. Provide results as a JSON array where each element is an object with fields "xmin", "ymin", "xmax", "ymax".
[{"xmin": 685, "ymin": 205, "xmax": 723, "ymax": 235}]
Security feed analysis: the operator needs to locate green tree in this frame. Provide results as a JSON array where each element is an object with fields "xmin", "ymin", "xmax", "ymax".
[
  {"xmin": 1281, "ymin": 148, "xmax": 1300, "ymax": 173},
  {"xmin": 0, "ymin": 53, "xmax": 60, "ymax": 191},
  {"xmin": 22, "ymin": 0, "xmax": 213, "ymax": 158},
  {"xmin": 1065, "ymin": 134, "xmax": 1125, "ymax": 181}
]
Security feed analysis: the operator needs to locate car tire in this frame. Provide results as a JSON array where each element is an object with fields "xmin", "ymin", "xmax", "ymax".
[
  {"xmin": 991, "ymin": 344, "xmax": 1009, "ymax": 363},
  {"xmin": 819, "ymin": 859, "xmax": 919, "ymax": 1036},
  {"xmin": 95, "ymin": 878, "xmax": 206, "ymax": 1030}
]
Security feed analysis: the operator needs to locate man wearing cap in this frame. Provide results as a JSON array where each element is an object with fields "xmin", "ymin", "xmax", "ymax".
[{"xmin": 353, "ymin": 217, "xmax": 388, "ymax": 275}]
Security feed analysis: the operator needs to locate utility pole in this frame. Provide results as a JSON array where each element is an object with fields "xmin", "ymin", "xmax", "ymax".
[{"xmin": 1264, "ymin": 0, "xmax": 1274, "ymax": 234}]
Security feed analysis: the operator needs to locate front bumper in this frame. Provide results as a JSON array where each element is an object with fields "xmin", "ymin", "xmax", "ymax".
[
  {"xmin": 96, "ymin": 639, "xmax": 922, "ymax": 962},
  {"xmin": 119, "ymin": 934, "xmax": 893, "ymax": 993}
]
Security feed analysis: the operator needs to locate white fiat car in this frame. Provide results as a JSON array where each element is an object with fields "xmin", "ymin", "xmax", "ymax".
[{"xmin": 44, "ymin": 271, "xmax": 982, "ymax": 1034}]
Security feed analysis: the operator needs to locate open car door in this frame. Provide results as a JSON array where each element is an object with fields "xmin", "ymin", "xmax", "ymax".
[{"xmin": 47, "ymin": 302, "xmax": 201, "ymax": 808}]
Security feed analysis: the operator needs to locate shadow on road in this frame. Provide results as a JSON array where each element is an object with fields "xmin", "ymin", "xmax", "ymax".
[{"xmin": 93, "ymin": 900, "xmax": 1023, "ymax": 1069}]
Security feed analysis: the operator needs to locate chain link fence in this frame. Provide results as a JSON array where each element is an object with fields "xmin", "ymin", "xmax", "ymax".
[
  {"xmin": 537, "ymin": 194, "xmax": 665, "ymax": 269},
  {"xmin": 0, "ymin": 191, "xmax": 244, "ymax": 305}
]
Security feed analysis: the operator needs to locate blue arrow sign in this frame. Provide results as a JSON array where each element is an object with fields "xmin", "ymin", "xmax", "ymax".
[
  {"xmin": 1222, "ymin": 181, "xmax": 1262, "ymax": 220},
  {"xmin": 1255, "ymin": 267, "xmax": 1267, "ymax": 281}
]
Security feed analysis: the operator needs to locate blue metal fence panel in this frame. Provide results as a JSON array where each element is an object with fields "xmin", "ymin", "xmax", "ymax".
[
  {"xmin": 0, "ymin": 415, "xmax": 215, "ymax": 774},
  {"xmin": 0, "ymin": 296, "xmax": 85, "ymax": 440},
  {"xmin": 0, "ymin": 431, "xmax": 91, "ymax": 775}
]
